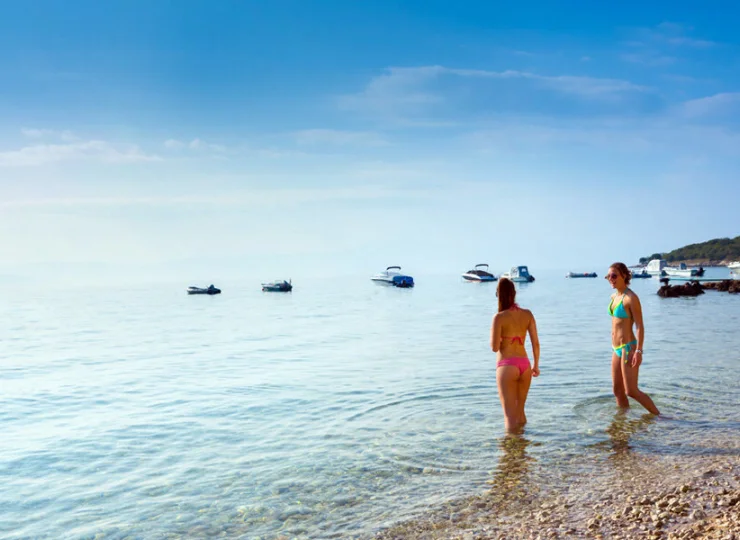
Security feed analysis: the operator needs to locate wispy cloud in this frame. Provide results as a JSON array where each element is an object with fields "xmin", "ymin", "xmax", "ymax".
[
  {"xmin": 620, "ymin": 22, "xmax": 716, "ymax": 66},
  {"xmin": 340, "ymin": 66, "xmax": 649, "ymax": 118},
  {"xmin": 21, "ymin": 128, "xmax": 79, "ymax": 142},
  {"xmin": 0, "ymin": 185, "xmax": 432, "ymax": 209},
  {"xmin": 680, "ymin": 92, "xmax": 740, "ymax": 118},
  {"xmin": 293, "ymin": 129, "xmax": 388, "ymax": 147},
  {"xmin": 164, "ymin": 138, "xmax": 226, "ymax": 152},
  {"xmin": 0, "ymin": 140, "xmax": 161, "ymax": 167},
  {"xmin": 653, "ymin": 22, "xmax": 717, "ymax": 48},
  {"xmin": 620, "ymin": 52, "xmax": 677, "ymax": 66}
]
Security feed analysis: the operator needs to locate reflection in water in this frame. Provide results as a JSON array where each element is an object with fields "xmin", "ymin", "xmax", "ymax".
[
  {"xmin": 601, "ymin": 411, "xmax": 656, "ymax": 459},
  {"xmin": 486, "ymin": 434, "xmax": 538, "ymax": 508}
]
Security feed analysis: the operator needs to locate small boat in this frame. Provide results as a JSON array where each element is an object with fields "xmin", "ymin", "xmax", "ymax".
[
  {"xmin": 187, "ymin": 284, "xmax": 221, "ymax": 295},
  {"xmin": 664, "ymin": 263, "xmax": 704, "ymax": 278},
  {"xmin": 462, "ymin": 263, "xmax": 497, "ymax": 282},
  {"xmin": 631, "ymin": 269, "xmax": 651, "ymax": 279},
  {"xmin": 371, "ymin": 266, "xmax": 415, "ymax": 288},
  {"xmin": 501, "ymin": 266, "xmax": 535, "ymax": 283},
  {"xmin": 566, "ymin": 272, "xmax": 597, "ymax": 278},
  {"xmin": 646, "ymin": 259, "xmax": 667, "ymax": 277},
  {"xmin": 729, "ymin": 261, "xmax": 740, "ymax": 278},
  {"xmin": 262, "ymin": 279, "xmax": 292, "ymax": 292}
]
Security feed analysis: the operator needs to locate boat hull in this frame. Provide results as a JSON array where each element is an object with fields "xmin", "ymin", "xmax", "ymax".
[
  {"xmin": 262, "ymin": 281, "xmax": 292, "ymax": 292},
  {"xmin": 462, "ymin": 273, "xmax": 496, "ymax": 282},
  {"xmin": 665, "ymin": 269, "xmax": 699, "ymax": 277},
  {"xmin": 187, "ymin": 287, "xmax": 221, "ymax": 295},
  {"xmin": 371, "ymin": 275, "xmax": 414, "ymax": 287}
]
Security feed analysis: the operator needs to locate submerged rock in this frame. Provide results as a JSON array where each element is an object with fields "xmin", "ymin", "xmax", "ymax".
[
  {"xmin": 657, "ymin": 279, "xmax": 704, "ymax": 298},
  {"xmin": 702, "ymin": 280, "xmax": 740, "ymax": 294}
]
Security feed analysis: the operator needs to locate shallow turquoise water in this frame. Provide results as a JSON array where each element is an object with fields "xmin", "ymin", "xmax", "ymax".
[{"xmin": 1, "ymin": 268, "xmax": 738, "ymax": 538}]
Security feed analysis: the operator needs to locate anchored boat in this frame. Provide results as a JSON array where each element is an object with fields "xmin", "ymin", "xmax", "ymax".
[
  {"xmin": 371, "ymin": 266, "xmax": 415, "ymax": 288},
  {"xmin": 566, "ymin": 272, "xmax": 597, "ymax": 278},
  {"xmin": 664, "ymin": 263, "xmax": 705, "ymax": 278},
  {"xmin": 262, "ymin": 279, "xmax": 293, "ymax": 292},
  {"xmin": 501, "ymin": 266, "xmax": 535, "ymax": 283},
  {"xmin": 462, "ymin": 263, "xmax": 497, "ymax": 282},
  {"xmin": 187, "ymin": 284, "xmax": 221, "ymax": 295}
]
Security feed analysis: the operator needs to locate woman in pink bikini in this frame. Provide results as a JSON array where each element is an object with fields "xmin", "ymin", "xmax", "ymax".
[{"xmin": 490, "ymin": 278, "xmax": 540, "ymax": 432}]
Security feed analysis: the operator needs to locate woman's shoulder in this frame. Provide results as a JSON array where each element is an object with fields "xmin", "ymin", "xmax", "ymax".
[{"xmin": 519, "ymin": 307, "xmax": 535, "ymax": 318}]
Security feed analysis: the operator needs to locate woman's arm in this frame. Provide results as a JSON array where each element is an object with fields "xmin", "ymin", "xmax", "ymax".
[
  {"xmin": 528, "ymin": 313, "xmax": 541, "ymax": 377},
  {"xmin": 490, "ymin": 314, "xmax": 501, "ymax": 352},
  {"xmin": 629, "ymin": 293, "xmax": 645, "ymax": 368}
]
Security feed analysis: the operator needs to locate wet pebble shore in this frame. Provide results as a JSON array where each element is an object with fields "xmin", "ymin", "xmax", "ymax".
[{"xmin": 372, "ymin": 453, "xmax": 739, "ymax": 540}]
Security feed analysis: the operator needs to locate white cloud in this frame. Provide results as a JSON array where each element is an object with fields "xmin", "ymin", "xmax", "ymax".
[
  {"xmin": 0, "ymin": 140, "xmax": 161, "ymax": 167},
  {"xmin": 619, "ymin": 23, "xmax": 716, "ymax": 69},
  {"xmin": 340, "ymin": 65, "xmax": 649, "ymax": 117},
  {"xmin": 293, "ymin": 129, "xmax": 387, "ymax": 147},
  {"xmin": 620, "ymin": 52, "xmax": 677, "ymax": 66},
  {"xmin": 164, "ymin": 139, "xmax": 186, "ymax": 149},
  {"xmin": 21, "ymin": 128, "xmax": 79, "ymax": 141},
  {"xmin": 680, "ymin": 92, "xmax": 740, "ymax": 118},
  {"xmin": 653, "ymin": 22, "xmax": 716, "ymax": 48},
  {"xmin": 164, "ymin": 138, "xmax": 226, "ymax": 152}
]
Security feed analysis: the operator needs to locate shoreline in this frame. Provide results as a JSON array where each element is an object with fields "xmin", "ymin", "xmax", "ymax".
[{"xmin": 371, "ymin": 436, "xmax": 739, "ymax": 539}]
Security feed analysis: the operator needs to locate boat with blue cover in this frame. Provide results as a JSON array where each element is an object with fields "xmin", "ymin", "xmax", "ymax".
[
  {"xmin": 566, "ymin": 272, "xmax": 597, "ymax": 278},
  {"xmin": 371, "ymin": 266, "xmax": 415, "ymax": 288}
]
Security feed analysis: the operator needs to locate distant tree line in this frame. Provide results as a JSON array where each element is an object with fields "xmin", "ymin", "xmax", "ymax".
[{"xmin": 639, "ymin": 236, "xmax": 740, "ymax": 264}]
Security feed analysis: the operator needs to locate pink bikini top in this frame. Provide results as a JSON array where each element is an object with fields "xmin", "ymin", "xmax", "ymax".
[
  {"xmin": 503, "ymin": 335, "xmax": 525, "ymax": 345},
  {"xmin": 502, "ymin": 303, "xmax": 525, "ymax": 345}
]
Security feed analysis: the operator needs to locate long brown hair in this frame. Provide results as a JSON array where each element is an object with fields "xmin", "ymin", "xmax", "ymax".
[
  {"xmin": 497, "ymin": 278, "xmax": 517, "ymax": 312},
  {"xmin": 610, "ymin": 262, "xmax": 632, "ymax": 285}
]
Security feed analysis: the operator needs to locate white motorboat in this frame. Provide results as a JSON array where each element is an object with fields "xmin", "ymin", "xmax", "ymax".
[
  {"xmin": 646, "ymin": 259, "xmax": 667, "ymax": 276},
  {"xmin": 500, "ymin": 265, "xmax": 535, "ymax": 283},
  {"xmin": 664, "ymin": 263, "xmax": 704, "ymax": 278},
  {"xmin": 371, "ymin": 266, "xmax": 415, "ymax": 288},
  {"xmin": 462, "ymin": 263, "xmax": 497, "ymax": 282},
  {"xmin": 729, "ymin": 261, "xmax": 740, "ymax": 278}
]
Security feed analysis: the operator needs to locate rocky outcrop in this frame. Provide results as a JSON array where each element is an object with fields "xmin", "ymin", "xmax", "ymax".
[
  {"xmin": 657, "ymin": 279, "xmax": 740, "ymax": 297},
  {"xmin": 657, "ymin": 280, "xmax": 704, "ymax": 298},
  {"xmin": 702, "ymin": 280, "xmax": 740, "ymax": 294}
]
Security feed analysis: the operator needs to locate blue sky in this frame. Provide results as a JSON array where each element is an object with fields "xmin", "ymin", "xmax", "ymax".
[{"xmin": 1, "ymin": 1, "xmax": 739, "ymax": 282}]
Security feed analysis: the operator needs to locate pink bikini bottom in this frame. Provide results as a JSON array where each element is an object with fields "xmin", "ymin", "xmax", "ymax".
[{"xmin": 496, "ymin": 357, "xmax": 531, "ymax": 375}]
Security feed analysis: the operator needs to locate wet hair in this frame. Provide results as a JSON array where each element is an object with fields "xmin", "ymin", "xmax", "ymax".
[
  {"xmin": 497, "ymin": 278, "xmax": 517, "ymax": 312},
  {"xmin": 610, "ymin": 262, "xmax": 631, "ymax": 285}
]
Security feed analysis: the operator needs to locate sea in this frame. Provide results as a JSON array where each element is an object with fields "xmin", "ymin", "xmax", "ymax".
[{"xmin": 1, "ymin": 267, "xmax": 738, "ymax": 539}]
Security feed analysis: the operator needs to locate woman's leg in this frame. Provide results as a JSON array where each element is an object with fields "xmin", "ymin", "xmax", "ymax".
[
  {"xmin": 497, "ymin": 366, "xmax": 522, "ymax": 432},
  {"xmin": 621, "ymin": 351, "xmax": 660, "ymax": 415},
  {"xmin": 516, "ymin": 368, "xmax": 533, "ymax": 426},
  {"xmin": 612, "ymin": 353, "xmax": 630, "ymax": 408}
]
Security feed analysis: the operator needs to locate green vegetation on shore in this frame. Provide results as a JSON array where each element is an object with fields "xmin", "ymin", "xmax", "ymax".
[{"xmin": 639, "ymin": 236, "xmax": 740, "ymax": 265}]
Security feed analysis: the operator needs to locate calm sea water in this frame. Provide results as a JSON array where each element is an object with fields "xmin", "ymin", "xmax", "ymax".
[{"xmin": 1, "ymin": 268, "xmax": 738, "ymax": 539}]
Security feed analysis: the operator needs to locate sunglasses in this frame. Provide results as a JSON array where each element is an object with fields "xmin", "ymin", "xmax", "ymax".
[{"xmin": 605, "ymin": 273, "xmax": 619, "ymax": 280}]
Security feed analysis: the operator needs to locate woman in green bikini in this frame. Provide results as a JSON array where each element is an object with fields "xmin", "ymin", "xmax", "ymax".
[{"xmin": 607, "ymin": 262, "xmax": 660, "ymax": 415}]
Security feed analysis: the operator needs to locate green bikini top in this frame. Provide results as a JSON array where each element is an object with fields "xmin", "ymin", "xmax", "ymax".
[{"xmin": 609, "ymin": 291, "xmax": 630, "ymax": 319}]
